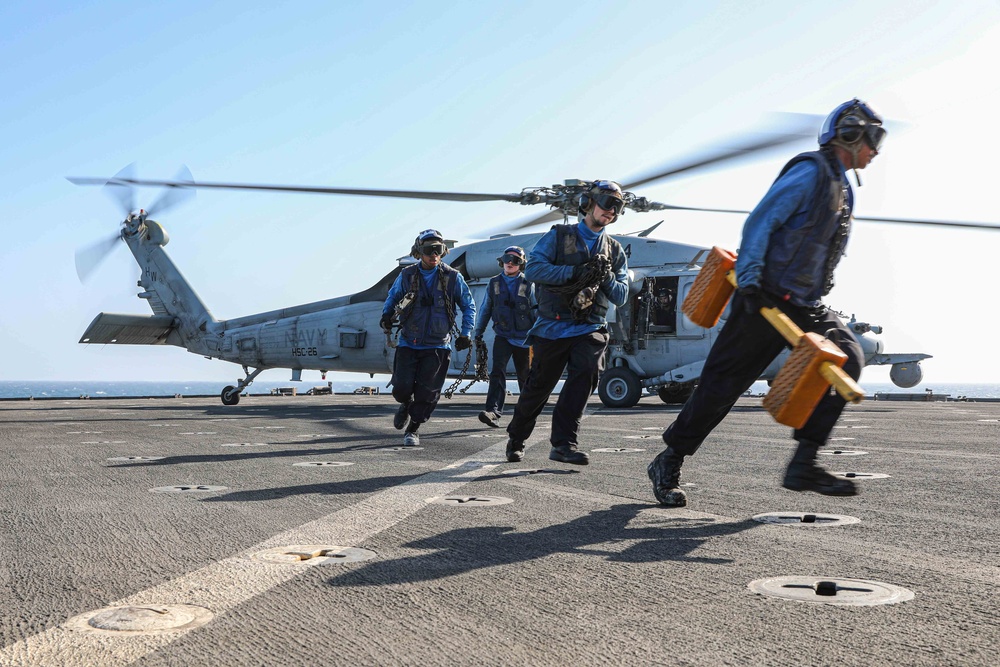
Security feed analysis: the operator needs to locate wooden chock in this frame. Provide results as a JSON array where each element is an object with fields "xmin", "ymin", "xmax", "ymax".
[
  {"xmin": 680, "ymin": 246, "xmax": 737, "ymax": 328},
  {"xmin": 763, "ymin": 333, "xmax": 850, "ymax": 428}
]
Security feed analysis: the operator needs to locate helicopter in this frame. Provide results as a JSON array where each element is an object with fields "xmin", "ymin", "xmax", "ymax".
[{"xmin": 70, "ymin": 125, "xmax": 992, "ymax": 407}]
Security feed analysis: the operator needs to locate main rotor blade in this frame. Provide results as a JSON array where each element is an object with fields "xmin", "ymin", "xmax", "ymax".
[
  {"xmin": 502, "ymin": 209, "xmax": 566, "ymax": 233},
  {"xmin": 147, "ymin": 165, "xmax": 196, "ymax": 217},
  {"xmin": 621, "ymin": 114, "xmax": 821, "ymax": 191},
  {"xmin": 68, "ymin": 176, "xmax": 524, "ymax": 203},
  {"xmin": 854, "ymin": 215, "xmax": 1000, "ymax": 231},
  {"xmin": 97, "ymin": 163, "xmax": 137, "ymax": 217},
  {"xmin": 75, "ymin": 232, "xmax": 122, "ymax": 283}
]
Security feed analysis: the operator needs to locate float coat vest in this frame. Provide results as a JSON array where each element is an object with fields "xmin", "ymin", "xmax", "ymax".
[
  {"xmin": 536, "ymin": 224, "xmax": 623, "ymax": 324},
  {"xmin": 397, "ymin": 263, "xmax": 458, "ymax": 347},
  {"xmin": 762, "ymin": 149, "xmax": 852, "ymax": 307},
  {"xmin": 488, "ymin": 274, "xmax": 534, "ymax": 337}
]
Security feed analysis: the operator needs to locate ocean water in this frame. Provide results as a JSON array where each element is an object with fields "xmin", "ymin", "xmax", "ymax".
[
  {"xmin": 1, "ymin": 379, "xmax": 997, "ymax": 400},
  {"xmin": 0, "ymin": 380, "xmax": 390, "ymax": 400}
]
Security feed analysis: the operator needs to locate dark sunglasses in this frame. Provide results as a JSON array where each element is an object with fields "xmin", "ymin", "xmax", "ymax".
[
  {"xmin": 420, "ymin": 244, "xmax": 445, "ymax": 256},
  {"xmin": 594, "ymin": 194, "xmax": 624, "ymax": 214},
  {"xmin": 502, "ymin": 254, "xmax": 524, "ymax": 266}
]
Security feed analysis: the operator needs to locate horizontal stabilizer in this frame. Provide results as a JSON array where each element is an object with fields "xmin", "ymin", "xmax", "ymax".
[{"xmin": 80, "ymin": 313, "xmax": 176, "ymax": 345}]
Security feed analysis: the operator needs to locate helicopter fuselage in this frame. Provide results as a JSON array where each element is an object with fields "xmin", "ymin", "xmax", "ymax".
[{"xmin": 79, "ymin": 220, "xmax": 930, "ymax": 405}]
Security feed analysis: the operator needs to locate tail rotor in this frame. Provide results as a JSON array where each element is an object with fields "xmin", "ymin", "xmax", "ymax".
[{"xmin": 68, "ymin": 164, "xmax": 195, "ymax": 283}]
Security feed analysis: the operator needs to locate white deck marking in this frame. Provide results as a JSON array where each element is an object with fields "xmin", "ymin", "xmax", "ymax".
[{"xmin": 0, "ymin": 443, "xmax": 507, "ymax": 666}]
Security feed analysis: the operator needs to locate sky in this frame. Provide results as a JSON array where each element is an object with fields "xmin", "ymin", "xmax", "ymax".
[{"xmin": 2, "ymin": 0, "xmax": 998, "ymax": 387}]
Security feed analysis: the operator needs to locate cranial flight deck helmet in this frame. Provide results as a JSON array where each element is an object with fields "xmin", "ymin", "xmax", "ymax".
[
  {"xmin": 497, "ymin": 245, "xmax": 526, "ymax": 269},
  {"xmin": 818, "ymin": 99, "xmax": 886, "ymax": 152},
  {"xmin": 410, "ymin": 228, "xmax": 449, "ymax": 259},
  {"xmin": 578, "ymin": 180, "xmax": 625, "ymax": 223}
]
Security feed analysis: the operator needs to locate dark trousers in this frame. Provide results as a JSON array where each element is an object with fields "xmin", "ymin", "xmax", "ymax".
[
  {"xmin": 391, "ymin": 346, "xmax": 452, "ymax": 426},
  {"xmin": 664, "ymin": 292, "xmax": 864, "ymax": 456},
  {"xmin": 484, "ymin": 336, "xmax": 531, "ymax": 416},
  {"xmin": 507, "ymin": 330, "xmax": 609, "ymax": 448}
]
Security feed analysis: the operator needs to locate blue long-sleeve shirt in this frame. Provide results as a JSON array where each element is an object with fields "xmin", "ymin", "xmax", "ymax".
[
  {"xmin": 524, "ymin": 221, "xmax": 629, "ymax": 343},
  {"xmin": 473, "ymin": 273, "xmax": 535, "ymax": 348},
  {"xmin": 383, "ymin": 264, "xmax": 476, "ymax": 350},
  {"xmin": 736, "ymin": 160, "xmax": 854, "ymax": 291}
]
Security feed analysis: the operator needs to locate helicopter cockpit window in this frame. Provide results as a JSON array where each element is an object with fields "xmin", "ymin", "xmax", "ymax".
[{"xmin": 648, "ymin": 277, "xmax": 678, "ymax": 334}]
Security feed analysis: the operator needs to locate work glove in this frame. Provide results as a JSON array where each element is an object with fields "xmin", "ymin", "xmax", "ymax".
[
  {"xmin": 474, "ymin": 335, "xmax": 485, "ymax": 347},
  {"xmin": 586, "ymin": 254, "xmax": 612, "ymax": 281},
  {"xmin": 455, "ymin": 335, "xmax": 472, "ymax": 351},
  {"xmin": 379, "ymin": 312, "xmax": 394, "ymax": 331},
  {"xmin": 571, "ymin": 265, "xmax": 588, "ymax": 282},
  {"xmin": 737, "ymin": 285, "xmax": 763, "ymax": 317}
]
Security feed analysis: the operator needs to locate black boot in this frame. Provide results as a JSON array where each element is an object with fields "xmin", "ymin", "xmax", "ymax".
[
  {"xmin": 549, "ymin": 444, "xmax": 589, "ymax": 465},
  {"xmin": 505, "ymin": 438, "xmax": 524, "ymax": 463},
  {"xmin": 782, "ymin": 440, "xmax": 858, "ymax": 496},
  {"xmin": 393, "ymin": 401, "xmax": 410, "ymax": 430},
  {"xmin": 647, "ymin": 447, "xmax": 687, "ymax": 507}
]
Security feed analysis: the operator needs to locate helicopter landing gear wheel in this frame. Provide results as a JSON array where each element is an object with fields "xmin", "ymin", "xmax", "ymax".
[
  {"xmin": 657, "ymin": 383, "xmax": 695, "ymax": 405},
  {"xmin": 598, "ymin": 367, "xmax": 642, "ymax": 408},
  {"xmin": 221, "ymin": 385, "xmax": 240, "ymax": 406}
]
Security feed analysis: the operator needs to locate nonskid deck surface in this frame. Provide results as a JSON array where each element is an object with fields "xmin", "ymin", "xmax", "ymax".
[{"xmin": 1, "ymin": 394, "xmax": 997, "ymax": 666}]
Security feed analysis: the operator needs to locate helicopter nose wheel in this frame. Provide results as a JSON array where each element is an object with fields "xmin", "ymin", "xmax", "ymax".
[
  {"xmin": 221, "ymin": 385, "xmax": 241, "ymax": 406},
  {"xmin": 598, "ymin": 367, "xmax": 642, "ymax": 408}
]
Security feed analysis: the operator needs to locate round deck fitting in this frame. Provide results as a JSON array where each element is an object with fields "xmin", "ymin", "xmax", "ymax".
[
  {"xmin": 427, "ymin": 495, "xmax": 513, "ymax": 506},
  {"xmin": 69, "ymin": 604, "xmax": 214, "ymax": 635},
  {"xmin": 292, "ymin": 461, "xmax": 354, "ymax": 467},
  {"xmin": 753, "ymin": 512, "xmax": 860, "ymax": 527},
  {"xmin": 832, "ymin": 472, "xmax": 891, "ymax": 480},
  {"xmin": 818, "ymin": 450, "xmax": 868, "ymax": 456},
  {"xmin": 150, "ymin": 485, "xmax": 228, "ymax": 494},
  {"xmin": 383, "ymin": 446, "xmax": 424, "ymax": 451},
  {"xmin": 591, "ymin": 447, "xmax": 645, "ymax": 453},
  {"xmin": 107, "ymin": 456, "xmax": 164, "ymax": 463},
  {"xmin": 254, "ymin": 545, "xmax": 376, "ymax": 565},
  {"xmin": 748, "ymin": 576, "xmax": 914, "ymax": 606},
  {"xmin": 220, "ymin": 442, "xmax": 270, "ymax": 447},
  {"xmin": 624, "ymin": 435, "xmax": 657, "ymax": 439}
]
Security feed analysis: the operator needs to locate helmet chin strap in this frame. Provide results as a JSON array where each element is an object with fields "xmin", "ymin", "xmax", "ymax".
[{"xmin": 850, "ymin": 144, "xmax": 863, "ymax": 187}]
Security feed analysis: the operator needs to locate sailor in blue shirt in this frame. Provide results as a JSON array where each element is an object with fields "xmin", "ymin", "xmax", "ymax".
[
  {"xmin": 504, "ymin": 181, "xmax": 630, "ymax": 465},
  {"xmin": 381, "ymin": 229, "xmax": 476, "ymax": 447},
  {"xmin": 473, "ymin": 245, "xmax": 536, "ymax": 428},
  {"xmin": 648, "ymin": 99, "xmax": 886, "ymax": 507}
]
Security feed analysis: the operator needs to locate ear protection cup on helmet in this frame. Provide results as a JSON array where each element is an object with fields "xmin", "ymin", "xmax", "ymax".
[{"xmin": 835, "ymin": 113, "xmax": 866, "ymax": 145}]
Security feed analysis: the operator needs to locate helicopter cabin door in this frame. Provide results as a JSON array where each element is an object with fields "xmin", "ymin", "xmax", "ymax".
[
  {"xmin": 676, "ymin": 275, "xmax": 708, "ymax": 338},
  {"xmin": 632, "ymin": 276, "xmax": 683, "ymax": 344}
]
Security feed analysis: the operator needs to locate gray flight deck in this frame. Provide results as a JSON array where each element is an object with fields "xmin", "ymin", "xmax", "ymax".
[{"xmin": 1, "ymin": 393, "xmax": 997, "ymax": 666}]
